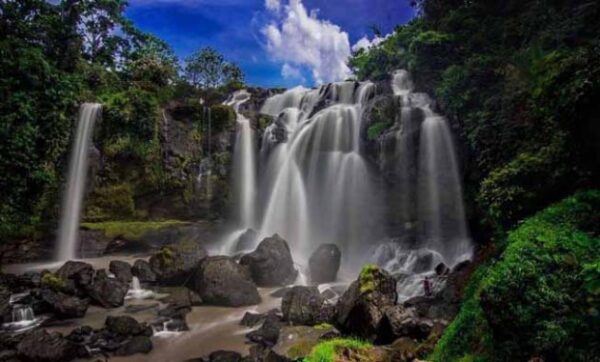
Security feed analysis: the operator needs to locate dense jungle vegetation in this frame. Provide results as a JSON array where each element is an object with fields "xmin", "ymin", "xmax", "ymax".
[
  {"xmin": 0, "ymin": 0, "xmax": 242, "ymax": 240},
  {"xmin": 348, "ymin": 1, "xmax": 600, "ymax": 360}
]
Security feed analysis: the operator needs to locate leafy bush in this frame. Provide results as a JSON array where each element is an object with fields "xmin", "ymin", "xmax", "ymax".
[{"xmin": 432, "ymin": 190, "xmax": 600, "ymax": 361}]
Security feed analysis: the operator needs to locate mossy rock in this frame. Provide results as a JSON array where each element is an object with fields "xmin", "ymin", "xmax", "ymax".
[
  {"xmin": 84, "ymin": 183, "xmax": 135, "ymax": 222},
  {"xmin": 41, "ymin": 272, "xmax": 66, "ymax": 291},
  {"xmin": 81, "ymin": 220, "xmax": 189, "ymax": 241}
]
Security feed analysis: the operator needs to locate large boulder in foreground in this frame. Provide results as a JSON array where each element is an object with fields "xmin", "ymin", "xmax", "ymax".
[
  {"xmin": 308, "ymin": 244, "xmax": 341, "ymax": 284},
  {"xmin": 375, "ymin": 305, "xmax": 433, "ymax": 344},
  {"xmin": 281, "ymin": 286, "xmax": 323, "ymax": 326},
  {"xmin": 17, "ymin": 329, "xmax": 81, "ymax": 362},
  {"xmin": 336, "ymin": 265, "xmax": 397, "ymax": 340},
  {"xmin": 272, "ymin": 325, "xmax": 340, "ymax": 360},
  {"xmin": 188, "ymin": 256, "xmax": 260, "ymax": 307},
  {"xmin": 149, "ymin": 241, "xmax": 208, "ymax": 285},
  {"xmin": 239, "ymin": 234, "xmax": 297, "ymax": 287}
]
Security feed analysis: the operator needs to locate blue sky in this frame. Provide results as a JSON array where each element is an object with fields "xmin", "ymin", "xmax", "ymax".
[{"xmin": 126, "ymin": 0, "xmax": 415, "ymax": 87}]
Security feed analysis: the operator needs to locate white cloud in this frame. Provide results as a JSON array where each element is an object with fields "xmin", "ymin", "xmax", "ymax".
[
  {"xmin": 281, "ymin": 63, "xmax": 305, "ymax": 82},
  {"xmin": 262, "ymin": 0, "xmax": 352, "ymax": 84},
  {"xmin": 265, "ymin": 0, "xmax": 281, "ymax": 12},
  {"xmin": 351, "ymin": 34, "xmax": 390, "ymax": 53}
]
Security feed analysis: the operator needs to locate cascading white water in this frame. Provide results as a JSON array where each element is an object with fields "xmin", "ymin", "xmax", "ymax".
[
  {"xmin": 11, "ymin": 306, "xmax": 34, "ymax": 323},
  {"xmin": 56, "ymin": 103, "xmax": 102, "ymax": 261},
  {"xmin": 225, "ymin": 90, "xmax": 257, "ymax": 229},
  {"xmin": 385, "ymin": 70, "xmax": 471, "ymax": 266},
  {"xmin": 126, "ymin": 276, "xmax": 154, "ymax": 299},
  {"xmin": 257, "ymin": 82, "xmax": 382, "ymax": 263}
]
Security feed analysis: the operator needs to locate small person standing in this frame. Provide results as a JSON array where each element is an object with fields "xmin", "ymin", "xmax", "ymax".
[{"xmin": 423, "ymin": 276, "xmax": 432, "ymax": 297}]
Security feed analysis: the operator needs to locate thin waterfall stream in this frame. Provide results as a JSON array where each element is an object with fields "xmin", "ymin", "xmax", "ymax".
[{"xmin": 56, "ymin": 103, "xmax": 102, "ymax": 261}]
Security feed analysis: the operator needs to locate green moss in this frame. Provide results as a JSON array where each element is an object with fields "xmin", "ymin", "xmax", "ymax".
[
  {"xmin": 85, "ymin": 183, "xmax": 135, "ymax": 222},
  {"xmin": 367, "ymin": 121, "xmax": 391, "ymax": 140},
  {"xmin": 431, "ymin": 190, "xmax": 600, "ymax": 361},
  {"xmin": 154, "ymin": 246, "xmax": 176, "ymax": 267},
  {"xmin": 287, "ymin": 340, "xmax": 315, "ymax": 359},
  {"xmin": 313, "ymin": 323, "xmax": 334, "ymax": 330},
  {"xmin": 359, "ymin": 264, "xmax": 380, "ymax": 294},
  {"xmin": 81, "ymin": 220, "xmax": 189, "ymax": 240},
  {"xmin": 41, "ymin": 272, "xmax": 66, "ymax": 291},
  {"xmin": 305, "ymin": 338, "xmax": 372, "ymax": 362}
]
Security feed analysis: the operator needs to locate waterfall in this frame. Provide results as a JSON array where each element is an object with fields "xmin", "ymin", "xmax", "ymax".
[
  {"xmin": 126, "ymin": 276, "xmax": 154, "ymax": 299},
  {"xmin": 11, "ymin": 306, "xmax": 34, "ymax": 323},
  {"xmin": 225, "ymin": 90, "xmax": 257, "ymax": 229},
  {"xmin": 390, "ymin": 70, "xmax": 471, "ymax": 266},
  {"xmin": 56, "ymin": 103, "xmax": 102, "ymax": 261},
  {"xmin": 257, "ymin": 82, "xmax": 382, "ymax": 263}
]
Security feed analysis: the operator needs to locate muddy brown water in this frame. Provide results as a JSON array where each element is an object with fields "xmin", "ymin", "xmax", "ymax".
[{"xmin": 5, "ymin": 256, "xmax": 281, "ymax": 362}]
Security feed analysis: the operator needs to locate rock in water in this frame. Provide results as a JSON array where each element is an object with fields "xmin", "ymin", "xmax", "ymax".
[
  {"xmin": 105, "ymin": 315, "xmax": 148, "ymax": 337},
  {"xmin": 114, "ymin": 336, "xmax": 153, "ymax": 356},
  {"xmin": 87, "ymin": 277, "xmax": 127, "ymax": 308},
  {"xmin": 56, "ymin": 261, "xmax": 94, "ymax": 293},
  {"xmin": 39, "ymin": 289, "xmax": 89, "ymax": 318},
  {"xmin": 132, "ymin": 259, "xmax": 157, "ymax": 283},
  {"xmin": 149, "ymin": 242, "xmax": 208, "ymax": 285},
  {"xmin": 308, "ymin": 244, "xmax": 341, "ymax": 284},
  {"xmin": 239, "ymin": 234, "xmax": 297, "ymax": 287},
  {"xmin": 336, "ymin": 265, "xmax": 397, "ymax": 340},
  {"xmin": 17, "ymin": 329, "xmax": 81, "ymax": 362},
  {"xmin": 109, "ymin": 260, "xmax": 133, "ymax": 283},
  {"xmin": 209, "ymin": 350, "xmax": 242, "ymax": 362},
  {"xmin": 272, "ymin": 325, "xmax": 340, "ymax": 360},
  {"xmin": 188, "ymin": 256, "xmax": 261, "ymax": 307},
  {"xmin": 281, "ymin": 286, "xmax": 323, "ymax": 326}
]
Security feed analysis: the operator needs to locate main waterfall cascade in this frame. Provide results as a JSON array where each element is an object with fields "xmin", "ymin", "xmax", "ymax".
[
  {"xmin": 223, "ymin": 69, "xmax": 472, "ymax": 286},
  {"xmin": 56, "ymin": 103, "xmax": 102, "ymax": 261}
]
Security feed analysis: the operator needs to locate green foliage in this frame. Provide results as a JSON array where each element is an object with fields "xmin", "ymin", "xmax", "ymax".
[
  {"xmin": 350, "ymin": 0, "xmax": 600, "ymax": 232},
  {"xmin": 84, "ymin": 183, "xmax": 135, "ymax": 221},
  {"xmin": 305, "ymin": 338, "xmax": 372, "ymax": 362},
  {"xmin": 432, "ymin": 190, "xmax": 600, "ymax": 361},
  {"xmin": 209, "ymin": 104, "xmax": 237, "ymax": 133},
  {"xmin": 81, "ymin": 220, "xmax": 188, "ymax": 240},
  {"xmin": 185, "ymin": 47, "xmax": 244, "ymax": 89},
  {"xmin": 41, "ymin": 272, "xmax": 66, "ymax": 291}
]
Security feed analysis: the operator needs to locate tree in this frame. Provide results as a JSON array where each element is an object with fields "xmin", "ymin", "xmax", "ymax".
[{"xmin": 184, "ymin": 47, "xmax": 244, "ymax": 88}]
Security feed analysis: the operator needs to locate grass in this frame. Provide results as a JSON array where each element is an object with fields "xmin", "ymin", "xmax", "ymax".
[
  {"xmin": 305, "ymin": 338, "xmax": 372, "ymax": 362},
  {"xmin": 81, "ymin": 220, "xmax": 189, "ymax": 240}
]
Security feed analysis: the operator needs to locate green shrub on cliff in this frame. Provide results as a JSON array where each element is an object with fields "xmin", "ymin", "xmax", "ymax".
[{"xmin": 432, "ymin": 190, "xmax": 600, "ymax": 361}]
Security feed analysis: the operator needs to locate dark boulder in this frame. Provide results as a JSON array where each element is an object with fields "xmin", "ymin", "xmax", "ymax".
[
  {"xmin": 209, "ymin": 350, "xmax": 242, "ymax": 362},
  {"xmin": 239, "ymin": 234, "xmax": 297, "ymax": 287},
  {"xmin": 105, "ymin": 315, "xmax": 149, "ymax": 337},
  {"xmin": 39, "ymin": 289, "xmax": 89, "ymax": 319},
  {"xmin": 308, "ymin": 244, "xmax": 341, "ymax": 284},
  {"xmin": 132, "ymin": 259, "xmax": 157, "ymax": 283},
  {"xmin": 109, "ymin": 260, "xmax": 133, "ymax": 284},
  {"xmin": 17, "ymin": 329, "xmax": 81, "ymax": 362},
  {"xmin": 336, "ymin": 265, "xmax": 397, "ymax": 340},
  {"xmin": 281, "ymin": 286, "xmax": 323, "ymax": 326},
  {"xmin": 376, "ymin": 306, "xmax": 433, "ymax": 344},
  {"xmin": 246, "ymin": 313, "xmax": 282, "ymax": 347},
  {"xmin": 87, "ymin": 277, "xmax": 127, "ymax": 308},
  {"xmin": 435, "ymin": 262, "xmax": 449, "ymax": 276},
  {"xmin": 412, "ymin": 250, "xmax": 435, "ymax": 273},
  {"xmin": 56, "ymin": 261, "xmax": 94, "ymax": 293},
  {"xmin": 188, "ymin": 256, "xmax": 260, "ymax": 307},
  {"xmin": 270, "ymin": 287, "xmax": 292, "ymax": 298},
  {"xmin": 114, "ymin": 336, "xmax": 153, "ymax": 356},
  {"xmin": 235, "ymin": 229, "xmax": 258, "ymax": 252},
  {"xmin": 240, "ymin": 309, "xmax": 280, "ymax": 328},
  {"xmin": 149, "ymin": 242, "xmax": 208, "ymax": 285}
]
